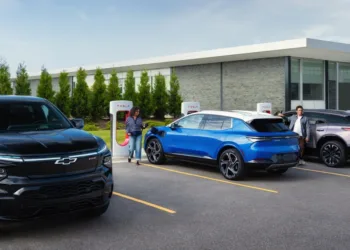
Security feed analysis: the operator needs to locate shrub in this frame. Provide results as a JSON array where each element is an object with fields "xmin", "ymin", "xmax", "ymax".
[
  {"xmin": 164, "ymin": 118, "xmax": 173, "ymax": 125},
  {"xmin": 84, "ymin": 123, "xmax": 99, "ymax": 131},
  {"xmin": 145, "ymin": 120, "xmax": 166, "ymax": 127}
]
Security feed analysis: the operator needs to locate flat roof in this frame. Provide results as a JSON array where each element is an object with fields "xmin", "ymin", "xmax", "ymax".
[{"xmin": 27, "ymin": 38, "xmax": 350, "ymax": 80}]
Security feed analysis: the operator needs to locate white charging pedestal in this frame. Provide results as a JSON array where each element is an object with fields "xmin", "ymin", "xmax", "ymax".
[
  {"xmin": 257, "ymin": 103, "xmax": 272, "ymax": 114},
  {"xmin": 109, "ymin": 100, "xmax": 133, "ymax": 158},
  {"xmin": 181, "ymin": 102, "xmax": 200, "ymax": 116}
]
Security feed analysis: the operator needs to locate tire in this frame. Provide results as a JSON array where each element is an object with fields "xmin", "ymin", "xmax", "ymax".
[
  {"xmin": 267, "ymin": 168, "xmax": 289, "ymax": 175},
  {"xmin": 145, "ymin": 138, "xmax": 166, "ymax": 164},
  {"xmin": 218, "ymin": 148, "xmax": 246, "ymax": 180},
  {"xmin": 320, "ymin": 140, "xmax": 346, "ymax": 168}
]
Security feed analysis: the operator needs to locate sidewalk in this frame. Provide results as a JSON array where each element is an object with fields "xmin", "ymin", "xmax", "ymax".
[{"xmin": 112, "ymin": 149, "xmax": 148, "ymax": 163}]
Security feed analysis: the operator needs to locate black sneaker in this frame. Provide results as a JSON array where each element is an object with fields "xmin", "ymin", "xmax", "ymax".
[
  {"xmin": 136, "ymin": 160, "xmax": 140, "ymax": 165},
  {"xmin": 128, "ymin": 157, "xmax": 131, "ymax": 163}
]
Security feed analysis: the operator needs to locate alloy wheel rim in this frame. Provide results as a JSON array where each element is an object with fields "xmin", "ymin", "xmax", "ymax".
[
  {"xmin": 220, "ymin": 151, "xmax": 239, "ymax": 178},
  {"xmin": 147, "ymin": 141, "xmax": 161, "ymax": 162},
  {"xmin": 322, "ymin": 143, "xmax": 341, "ymax": 166}
]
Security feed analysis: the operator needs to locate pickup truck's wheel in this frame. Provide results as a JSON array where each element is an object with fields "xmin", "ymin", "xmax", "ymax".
[
  {"xmin": 219, "ymin": 148, "xmax": 246, "ymax": 180},
  {"xmin": 146, "ymin": 138, "xmax": 165, "ymax": 164},
  {"xmin": 320, "ymin": 140, "xmax": 346, "ymax": 168}
]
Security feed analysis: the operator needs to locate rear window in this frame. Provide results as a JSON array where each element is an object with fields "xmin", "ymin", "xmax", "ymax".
[{"xmin": 249, "ymin": 118, "xmax": 289, "ymax": 132}]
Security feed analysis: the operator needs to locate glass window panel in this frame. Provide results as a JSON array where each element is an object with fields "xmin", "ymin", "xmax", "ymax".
[
  {"xmin": 291, "ymin": 58, "xmax": 300, "ymax": 100},
  {"xmin": 328, "ymin": 62, "xmax": 337, "ymax": 109},
  {"xmin": 302, "ymin": 59, "xmax": 324, "ymax": 100},
  {"xmin": 339, "ymin": 63, "xmax": 350, "ymax": 110}
]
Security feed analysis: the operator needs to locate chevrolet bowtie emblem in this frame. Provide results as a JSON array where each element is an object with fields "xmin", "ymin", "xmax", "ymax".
[{"xmin": 55, "ymin": 157, "xmax": 77, "ymax": 165}]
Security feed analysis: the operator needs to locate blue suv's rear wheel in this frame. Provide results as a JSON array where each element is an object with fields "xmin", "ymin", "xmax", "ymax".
[
  {"xmin": 146, "ymin": 138, "xmax": 165, "ymax": 164},
  {"xmin": 219, "ymin": 148, "xmax": 246, "ymax": 180}
]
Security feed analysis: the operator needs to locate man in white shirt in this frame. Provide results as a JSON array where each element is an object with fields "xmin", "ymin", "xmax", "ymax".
[{"xmin": 279, "ymin": 105, "xmax": 310, "ymax": 165}]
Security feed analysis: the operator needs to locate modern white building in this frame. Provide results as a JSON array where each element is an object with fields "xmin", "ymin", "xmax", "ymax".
[{"xmin": 25, "ymin": 38, "xmax": 350, "ymax": 112}]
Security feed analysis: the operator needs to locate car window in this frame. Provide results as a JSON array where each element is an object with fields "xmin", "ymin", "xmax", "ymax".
[
  {"xmin": 249, "ymin": 118, "xmax": 289, "ymax": 132},
  {"xmin": 176, "ymin": 114, "xmax": 204, "ymax": 129},
  {"xmin": 202, "ymin": 115, "xmax": 232, "ymax": 130},
  {"xmin": 0, "ymin": 101, "xmax": 72, "ymax": 132},
  {"xmin": 304, "ymin": 112, "xmax": 350, "ymax": 124}
]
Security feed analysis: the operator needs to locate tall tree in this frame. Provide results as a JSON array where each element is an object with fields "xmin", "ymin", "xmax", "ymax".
[
  {"xmin": 71, "ymin": 67, "xmax": 91, "ymax": 119},
  {"xmin": 37, "ymin": 66, "xmax": 55, "ymax": 102},
  {"xmin": 152, "ymin": 73, "xmax": 168, "ymax": 119},
  {"xmin": 15, "ymin": 62, "xmax": 31, "ymax": 95},
  {"xmin": 123, "ymin": 70, "xmax": 137, "ymax": 106},
  {"xmin": 106, "ymin": 69, "xmax": 122, "ymax": 115},
  {"xmin": 138, "ymin": 70, "xmax": 153, "ymax": 118},
  {"xmin": 0, "ymin": 58, "xmax": 13, "ymax": 95},
  {"xmin": 91, "ymin": 68, "xmax": 107, "ymax": 121},
  {"xmin": 168, "ymin": 71, "xmax": 183, "ymax": 117},
  {"xmin": 55, "ymin": 71, "xmax": 71, "ymax": 117}
]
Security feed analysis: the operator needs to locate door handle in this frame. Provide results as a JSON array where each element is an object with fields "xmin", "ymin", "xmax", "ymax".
[{"xmin": 317, "ymin": 129, "xmax": 324, "ymax": 131}]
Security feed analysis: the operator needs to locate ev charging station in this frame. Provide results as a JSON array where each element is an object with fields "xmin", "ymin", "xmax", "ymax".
[
  {"xmin": 109, "ymin": 100, "xmax": 133, "ymax": 158},
  {"xmin": 181, "ymin": 102, "xmax": 200, "ymax": 116},
  {"xmin": 257, "ymin": 102, "xmax": 272, "ymax": 114}
]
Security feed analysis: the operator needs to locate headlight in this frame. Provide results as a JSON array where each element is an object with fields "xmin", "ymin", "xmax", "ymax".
[
  {"xmin": 103, "ymin": 155, "xmax": 112, "ymax": 169},
  {"xmin": 0, "ymin": 168, "xmax": 7, "ymax": 181}
]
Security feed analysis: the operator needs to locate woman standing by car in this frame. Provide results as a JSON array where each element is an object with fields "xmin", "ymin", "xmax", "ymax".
[{"xmin": 126, "ymin": 106, "xmax": 148, "ymax": 165}]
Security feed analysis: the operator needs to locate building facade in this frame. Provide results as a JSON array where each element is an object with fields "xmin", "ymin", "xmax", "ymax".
[{"xmin": 25, "ymin": 38, "xmax": 350, "ymax": 113}]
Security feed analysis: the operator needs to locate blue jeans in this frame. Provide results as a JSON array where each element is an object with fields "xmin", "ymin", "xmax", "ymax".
[{"xmin": 129, "ymin": 134, "xmax": 142, "ymax": 160}]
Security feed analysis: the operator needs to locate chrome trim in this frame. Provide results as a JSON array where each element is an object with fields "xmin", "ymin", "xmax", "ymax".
[
  {"xmin": 70, "ymin": 152, "xmax": 98, "ymax": 158},
  {"xmin": 23, "ymin": 151, "xmax": 99, "ymax": 163},
  {"xmin": 0, "ymin": 156, "xmax": 24, "ymax": 163},
  {"xmin": 24, "ymin": 157, "xmax": 61, "ymax": 162},
  {"xmin": 170, "ymin": 153, "xmax": 214, "ymax": 160},
  {"xmin": 97, "ymin": 145, "xmax": 108, "ymax": 154},
  {"xmin": 1, "ymin": 146, "xmax": 107, "ymax": 164}
]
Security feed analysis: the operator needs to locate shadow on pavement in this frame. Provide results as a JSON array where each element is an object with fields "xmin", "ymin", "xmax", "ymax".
[{"xmin": 159, "ymin": 159, "xmax": 315, "ymax": 182}]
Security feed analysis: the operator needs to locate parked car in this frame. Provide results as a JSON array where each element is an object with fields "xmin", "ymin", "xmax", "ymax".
[
  {"xmin": 282, "ymin": 109, "xmax": 350, "ymax": 168},
  {"xmin": 144, "ymin": 110, "xmax": 300, "ymax": 180},
  {"xmin": 0, "ymin": 95, "xmax": 113, "ymax": 222}
]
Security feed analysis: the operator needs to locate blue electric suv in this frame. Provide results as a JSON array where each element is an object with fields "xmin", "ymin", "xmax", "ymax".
[{"xmin": 144, "ymin": 110, "xmax": 300, "ymax": 180}]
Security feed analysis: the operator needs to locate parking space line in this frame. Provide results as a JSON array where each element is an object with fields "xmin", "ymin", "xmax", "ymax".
[
  {"xmin": 293, "ymin": 167, "xmax": 350, "ymax": 178},
  {"xmin": 140, "ymin": 163, "xmax": 278, "ymax": 194},
  {"xmin": 112, "ymin": 191, "xmax": 176, "ymax": 214}
]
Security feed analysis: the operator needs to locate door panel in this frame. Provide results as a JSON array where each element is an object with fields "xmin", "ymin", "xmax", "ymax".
[
  {"xmin": 196, "ymin": 115, "xmax": 232, "ymax": 159},
  {"xmin": 169, "ymin": 114, "xmax": 205, "ymax": 156}
]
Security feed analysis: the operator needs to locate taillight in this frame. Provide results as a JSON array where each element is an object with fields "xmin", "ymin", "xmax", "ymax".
[
  {"xmin": 342, "ymin": 127, "xmax": 350, "ymax": 131},
  {"xmin": 247, "ymin": 136, "xmax": 271, "ymax": 142},
  {"xmin": 247, "ymin": 135, "xmax": 299, "ymax": 142}
]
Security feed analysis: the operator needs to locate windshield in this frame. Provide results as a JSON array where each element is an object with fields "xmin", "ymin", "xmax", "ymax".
[
  {"xmin": 249, "ymin": 118, "xmax": 290, "ymax": 132},
  {"xmin": 0, "ymin": 101, "xmax": 73, "ymax": 132}
]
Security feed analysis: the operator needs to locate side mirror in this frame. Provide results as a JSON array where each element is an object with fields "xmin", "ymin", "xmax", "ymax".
[
  {"xmin": 170, "ymin": 123, "xmax": 177, "ymax": 130},
  {"xmin": 71, "ymin": 118, "xmax": 84, "ymax": 129}
]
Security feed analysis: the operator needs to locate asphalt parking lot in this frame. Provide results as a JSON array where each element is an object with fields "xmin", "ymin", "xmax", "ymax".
[{"xmin": 0, "ymin": 159, "xmax": 349, "ymax": 250}]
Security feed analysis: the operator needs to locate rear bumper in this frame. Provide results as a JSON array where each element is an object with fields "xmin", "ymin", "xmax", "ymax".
[
  {"xmin": 246, "ymin": 152, "xmax": 299, "ymax": 170},
  {"xmin": 0, "ymin": 165, "xmax": 113, "ymax": 221}
]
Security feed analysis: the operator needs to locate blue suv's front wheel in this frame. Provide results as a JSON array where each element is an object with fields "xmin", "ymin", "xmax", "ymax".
[
  {"xmin": 145, "ymin": 138, "xmax": 166, "ymax": 164},
  {"xmin": 219, "ymin": 148, "xmax": 246, "ymax": 180}
]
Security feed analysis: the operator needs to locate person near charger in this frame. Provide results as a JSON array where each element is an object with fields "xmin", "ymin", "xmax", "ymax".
[
  {"xmin": 125, "ymin": 106, "xmax": 148, "ymax": 165},
  {"xmin": 278, "ymin": 105, "xmax": 310, "ymax": 165}
]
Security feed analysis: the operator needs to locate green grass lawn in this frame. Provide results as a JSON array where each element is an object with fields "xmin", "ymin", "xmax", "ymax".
[{"xmin": 88, "ymin": 129, "xmax": 149, "ymax": 149}]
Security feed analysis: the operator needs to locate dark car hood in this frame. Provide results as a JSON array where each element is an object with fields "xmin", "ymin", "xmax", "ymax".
[{"xmin": 0, "ymin": 128, "xmax": 99, "ymax": 156}]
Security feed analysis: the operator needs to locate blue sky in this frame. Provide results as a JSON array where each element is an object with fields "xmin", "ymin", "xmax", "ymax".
[{"xmin": 1, "ymin": 0, "xmax": 350, "ymax": 76}]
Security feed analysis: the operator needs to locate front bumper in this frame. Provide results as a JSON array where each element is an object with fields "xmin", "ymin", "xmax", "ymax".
[{"xmin": 0, "ymin": 165, "xmax": 113, "ymax": 221}]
